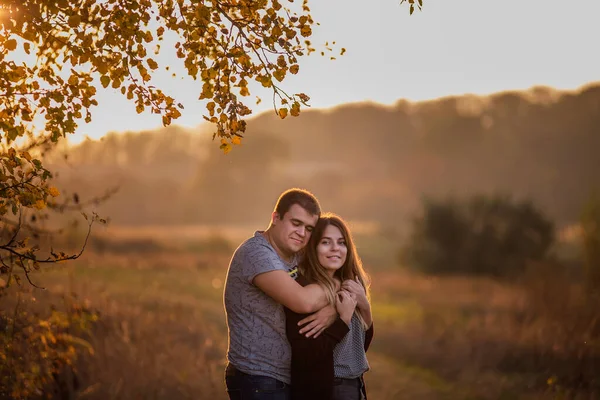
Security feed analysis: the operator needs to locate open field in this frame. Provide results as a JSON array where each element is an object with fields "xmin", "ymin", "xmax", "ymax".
[{"xmin": 3, "ymin": 226, "xmax": 598, "ymax": 399}]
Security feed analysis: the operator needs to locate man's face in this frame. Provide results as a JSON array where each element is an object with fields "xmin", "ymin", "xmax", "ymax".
[{"xmin": 271, "ymin": 204, "xmax": 319, "ymax": 256}]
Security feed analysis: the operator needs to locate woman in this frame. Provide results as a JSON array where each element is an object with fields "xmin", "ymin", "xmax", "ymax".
[{"xmin": 285, "ymin": 213, "xmax": 374, "ymax": 400}]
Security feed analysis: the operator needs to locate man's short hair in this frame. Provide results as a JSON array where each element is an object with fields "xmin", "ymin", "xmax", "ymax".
[{"xmin": 274, "ymin": 188, "xmax": 321, "ymax": 219}]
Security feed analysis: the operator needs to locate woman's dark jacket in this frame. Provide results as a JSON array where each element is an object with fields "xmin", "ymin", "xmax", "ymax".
[{"xmin": 284, "ymin": 274, "xmax": 374, "ymax": 400}]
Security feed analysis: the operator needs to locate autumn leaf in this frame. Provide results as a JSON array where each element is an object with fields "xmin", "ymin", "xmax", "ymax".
[
  {"xmin": 147, "ymin": 59, "xmax": 159, "ymax": 70},
  {"xmin": 33, "ymin": 200, "xmax": 46, "ymax": 210},
  {"xmin": 68, "ymin": 14, "xmax": 81, "ymax": 27},
  {"xmin": 220, "ymin": 140, "xmax": 232, "ymax": 154},
  {"xmin": 5, "ymin": 39, "xmax": 17, "ymax": 51},
  {"xmin": 47, "ymin": 187, "xmax": 60, "ymax": 197},
  {"xmin": 273, "ymin": 69, "xmax": 286, "ymax": 82},
  {"xmin": 290, "ymin": 102, "xmax": 300, "ymax": 117},
  {"xmin": 0, "ymin": 0, "xmax": 338, "ymax": 292}
]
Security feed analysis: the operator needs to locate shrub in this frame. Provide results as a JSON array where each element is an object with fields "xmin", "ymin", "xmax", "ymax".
[
  {"xmin": 402, "ymin": 195, "xmax": 555, "ymax": 278},
  {"xmin": 0, "ymin": 291, "xmax": 97, "ymax": 399}
]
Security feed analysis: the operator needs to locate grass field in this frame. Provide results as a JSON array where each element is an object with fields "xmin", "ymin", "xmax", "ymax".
[{"xmin": 3, "ymin": 226, "xmax": 598, "ymax": 399}]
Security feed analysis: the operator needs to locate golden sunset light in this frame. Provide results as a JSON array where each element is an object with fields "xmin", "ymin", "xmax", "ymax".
[{"xmin": 2, "ymin": 1, "xmax": 599, "ymax": 398}]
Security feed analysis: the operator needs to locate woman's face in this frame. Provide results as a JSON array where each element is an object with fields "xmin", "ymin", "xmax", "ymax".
[{"xmin": 316, "ymin": 224, "xmax": 347, "ymax": 276}]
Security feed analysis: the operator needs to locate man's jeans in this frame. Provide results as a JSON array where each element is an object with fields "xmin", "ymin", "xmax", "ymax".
[{"xmin": 225, "ymin": 363, "xmax": 291, "ymax": 400}]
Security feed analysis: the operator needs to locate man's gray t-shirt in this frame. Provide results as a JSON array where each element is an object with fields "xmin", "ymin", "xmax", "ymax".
[{"xmin": 224, "ymin": 231, "xmax": 299, "ymax": 384}]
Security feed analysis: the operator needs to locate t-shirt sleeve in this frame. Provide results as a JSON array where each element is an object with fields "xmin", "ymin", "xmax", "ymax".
[{"xmin": 242, "ymin": 243, "xmax": 288, "ymax": 284}]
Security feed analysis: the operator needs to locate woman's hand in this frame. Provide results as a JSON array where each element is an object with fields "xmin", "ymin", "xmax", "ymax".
[
  {"xmin": 336, "ymin": 290, "xmax": 357, "ymax": 326},
  {"xmin": 341, "ymin": 278, "xmax": 372, "ymax": 328},
  {"xmin": 341, "ymin": 278, "xmax": 368, "ymax": 312}
]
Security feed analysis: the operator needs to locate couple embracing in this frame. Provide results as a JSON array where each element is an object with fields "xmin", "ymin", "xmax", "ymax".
[{"xmin": 223, "ymin": 188, "xmax": 373, "ymax": 400}]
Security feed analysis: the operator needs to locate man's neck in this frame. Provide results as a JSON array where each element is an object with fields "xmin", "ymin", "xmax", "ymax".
[{"xmin": 262, "ymin": 230, "xmax": 293, "ymax": 263}]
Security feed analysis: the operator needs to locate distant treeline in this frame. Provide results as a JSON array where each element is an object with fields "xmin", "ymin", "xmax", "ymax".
[{"xmin": 47, "ymin": 83, "xmax": 600, "ymax": 228}]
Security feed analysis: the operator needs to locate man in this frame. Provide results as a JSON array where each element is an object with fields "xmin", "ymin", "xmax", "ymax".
[{"xmin": 223, "ymin": 188, "xmax": 347, "ymax": 399}]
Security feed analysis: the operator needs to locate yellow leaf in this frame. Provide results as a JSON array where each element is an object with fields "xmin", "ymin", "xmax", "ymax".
[
  {"xmin": 100, "ymin": 76, "xmax": 110, "ymax": 88},
  {"xmin": 273, "ymin": 69, "xmax": 286, "ymax": 82},
  {"xmin": 278, "ymin": 108, "xmax": 288, "ymax": 119},
  {"xmin": 170, "ymin": 109, "xmax": 181, "ymax": 119},
  {"xmin": 47, "ymin": 187, "xmax": 60, "ymax": 197},
  {"xmin": 144, "ymin": 31, "xmax": 153, "ymax": 43},
  {"xmin": 68, "ymin": 14, "xmax": 81, "ymax": 28},
  {"xmin": 231, "ymin": 136, "xmax": 242, "ymax": 145},
  {"xmin": 5, "ymin": 39, "xmax": 17, "ymax": 51},
  {"xmin": 300, "ymin": 25, "xmax": 312, "ymax": 37},
  {"xmin": 147, "ymin": 58, "xmax": 158, "ymax": 70},
  {"xmin": 290, "ymin": 102, "xmax": 300, "ymax": 117},
  {"xmin": 68, "ymin": 75, "xmax": 78, "ymax": 86},
  {"xmin": 96, "ymin": 63, "xmax": 108, "ymax": 75},
  {"xmin": 220, "ymin": 143, "xmax": 232, "ymax": 154},
  {"xmin": 277, "ymin": 55, "xmax": 286, "ymax": 68},
  {"xmin": 290, "ymin": 65, "xmax": 299, "ymax": 75},
  {"xmin": 260, "ymin": 76, "xmax": 272, "ymax": 88},
  {"xmin": 34, "ymin": 200, "xmax": 46, "ymax": 210}
]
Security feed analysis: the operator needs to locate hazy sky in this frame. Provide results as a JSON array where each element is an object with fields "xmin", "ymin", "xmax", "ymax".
[{"xmin": 72, "ymin": 0, "xmax": 600, "ymax": 143}]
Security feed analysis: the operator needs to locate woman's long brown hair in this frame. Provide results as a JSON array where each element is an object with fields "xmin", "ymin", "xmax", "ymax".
[{"xmin": 299, "ymin": 213, "xmax": 371, "ymax": 328}]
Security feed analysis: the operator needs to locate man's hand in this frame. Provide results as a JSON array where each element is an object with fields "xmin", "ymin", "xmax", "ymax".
[{"xmin": 298, "ymin": 304, "xmax": 338, "ymax": 338}]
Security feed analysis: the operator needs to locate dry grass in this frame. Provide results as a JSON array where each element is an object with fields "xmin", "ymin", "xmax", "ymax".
[
  {"xmin": 2, "ymin": 228, "xmax": 599, "ymax": 400},
  {"xmin": 370, "ymin": 268, "xmax": 600, "ymax": 399}
]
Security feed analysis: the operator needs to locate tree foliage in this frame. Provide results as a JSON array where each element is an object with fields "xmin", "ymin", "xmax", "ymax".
[
  {"xmin": 0, "ymin": 0, "xmax": 326, "ymax": 282},
  {"xmin": 581, "ymin": 194, "xmax": 600, "ymax": 296},
  {"xmin": 402, "ymin": 195, "xmax": 555, "ymax": 278},
  {"xmin": 0, "ymin": 0, "xmax": 327, "ymax": 152},
  {"xmin": 0, "ymin": 0, "xmax": 421, "ymax": 282},
  {"xmin": 400, "ymin": 0, "xmax": 423, "ymax": 15},
  {"xmin": 0, "ymin": 293, "xmax": 98, "ymax": 399}
]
